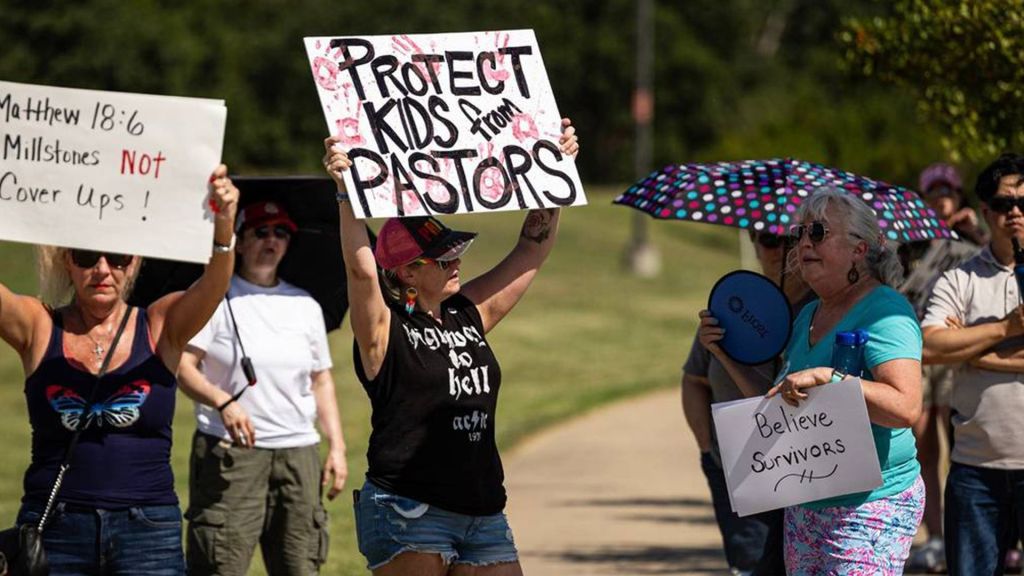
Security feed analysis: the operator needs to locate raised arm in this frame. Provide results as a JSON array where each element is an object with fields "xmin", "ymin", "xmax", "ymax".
[
  {"xmin": 461, "ymin": 118, "xmax": 579, "ymax": 333},
  {"xmin": 323, "ymin": 138, "xmax": 391, "ymax": 378},
  {"xmin": 0, "ymin": 282, "xmax": 49, "ymax": 367},
  {"xmin": 149, "ymin": 165, "xmax": 238, "ymax": 370}
]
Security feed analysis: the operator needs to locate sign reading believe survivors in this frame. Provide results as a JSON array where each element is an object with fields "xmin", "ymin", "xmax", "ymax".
[
  {"xmin": 0, "ymin": 81, "xmax": 226, "ymax": 263},
  {"xmin": 304, "ymin": 29, "xmax": 587, "ymax": 219},
  {"xmin": 711, "ymin": 378, "xmax": 882, "ymax": 517}
]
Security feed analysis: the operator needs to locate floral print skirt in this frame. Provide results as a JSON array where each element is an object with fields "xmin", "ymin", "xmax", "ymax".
[{"xmin": 784, "ymin": 475, "xmax": 925, "ymax": 575}]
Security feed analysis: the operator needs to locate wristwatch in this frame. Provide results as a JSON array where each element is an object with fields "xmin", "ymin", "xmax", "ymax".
[
  {"xmin": 829, "ymin": 369, "xmax": 848, "ymax": 383},
  {"xmin": 212, "ymin": 237, "xmax": 235, "ymax": 253}
]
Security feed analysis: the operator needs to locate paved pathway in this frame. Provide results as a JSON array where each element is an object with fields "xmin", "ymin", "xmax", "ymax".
[{"xmin": 504, "ymin": 388, "xmax": 730, "ymax": 576}]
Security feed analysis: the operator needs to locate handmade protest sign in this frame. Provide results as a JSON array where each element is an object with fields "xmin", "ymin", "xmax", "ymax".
[
  {"xmin": 303, "ymin": 29, "xmax": 586, "ymax": 219},
  {"xmin": 711, "ymin": 378, "xmax": 882, "ymax": 517},
  {"xmin": 0, "ymin": 81, "xmax": 226, "ymax": 263}
]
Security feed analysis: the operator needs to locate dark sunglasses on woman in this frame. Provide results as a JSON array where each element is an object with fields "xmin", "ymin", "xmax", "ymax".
[
  {"xmin": 253, "ymin": 225, "xmax": 292, "ymax": 240},
  {"xmin": 789, "ymin": 221, "xmax": 830, "ymax": 244},
  {"xmin": 69, "ymin": 250, "xmax": 134, "ymax": 269},
  {"xmin": 987, "ymin": 195, "xmax": 1024, "ymax": 215}
]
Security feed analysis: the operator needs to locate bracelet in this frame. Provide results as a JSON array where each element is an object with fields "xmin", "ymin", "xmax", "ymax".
[
  {"xmin": 829, "ymin": 369, "xmax": 847, "ymax": 384},
  {"xmin": 336, "ymin": 190, "xmax": 350, "ymax": 203},
  {"xmin": 216, "ymin": 398, "xmax": 235, "ymax": 412},
  {"xmin": 212, "ymin": 237, "xmax": 235, "ymax": 254}
]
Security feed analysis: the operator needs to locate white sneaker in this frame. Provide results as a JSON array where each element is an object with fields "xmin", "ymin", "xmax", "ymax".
[{"xmin": 905, "ymin": 537, "xmax": 945, "ymax": 573}]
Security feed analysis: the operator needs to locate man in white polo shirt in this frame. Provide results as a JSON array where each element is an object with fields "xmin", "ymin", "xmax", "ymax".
[{"xmin": 921, "ymin": 153, "xmax": 1024, "ymax": 575}]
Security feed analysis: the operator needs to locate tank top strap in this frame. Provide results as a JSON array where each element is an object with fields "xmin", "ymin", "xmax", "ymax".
[
  {"xmin": 40, "ymin": 307, "xmax": 66, "ymax": 362},
  {"xmin": 129, "ymin": 306, "xmax": 151, "ymax": 359}
]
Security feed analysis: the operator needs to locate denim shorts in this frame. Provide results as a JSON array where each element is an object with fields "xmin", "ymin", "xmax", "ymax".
[{"xmin": 353, "ymin": 480, "xmax": 518, "ymax": 570}]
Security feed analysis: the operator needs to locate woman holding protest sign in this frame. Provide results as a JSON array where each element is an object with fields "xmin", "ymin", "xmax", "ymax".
[
  {"xmin": 0, "ymin": 165, "xmax": 238, "ymax": 576},
  {"xmin": 698, "ymin": 188, "xmax": 923, "ymax": 574},
  {"xmin": 322, "ymin": 118, "xmax": 577, "ymax": 576}
]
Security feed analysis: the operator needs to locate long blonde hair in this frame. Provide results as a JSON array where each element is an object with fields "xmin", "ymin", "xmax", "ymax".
[{"xmin": 35, "ymin": 246, "xmax": 142, "ymax": 307}]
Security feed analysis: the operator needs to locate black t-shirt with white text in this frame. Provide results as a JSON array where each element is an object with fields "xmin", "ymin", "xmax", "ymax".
[{"xmin": 354, "ymin": 293, "xmax": 505, "ymax": 516}]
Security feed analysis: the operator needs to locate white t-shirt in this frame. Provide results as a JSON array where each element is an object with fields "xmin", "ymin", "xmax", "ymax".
[{"xmin": 188, "ymin": 275, "xmax": 332, "ymax": 449}]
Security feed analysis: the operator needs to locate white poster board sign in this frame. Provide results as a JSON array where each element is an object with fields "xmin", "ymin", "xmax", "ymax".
[
  {"xmin": 303, "ymin": 29, "xmax": 586, "ymax": 219},
  {"xmin": 711, "ymin": 378, "xmax": 882, "ymax": 517},
  {"xmin": 0, "ymin": 81, "xmax": 226, "ymax": 263}
]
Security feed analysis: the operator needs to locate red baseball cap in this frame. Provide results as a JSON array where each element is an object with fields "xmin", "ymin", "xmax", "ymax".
[
  {"xmin": 236, "ymin": 201, "xmax": 298, "ymax": 233},
  {"xmin": 375, "ymin": 216, "xmax": 476, "ymax": 270}
]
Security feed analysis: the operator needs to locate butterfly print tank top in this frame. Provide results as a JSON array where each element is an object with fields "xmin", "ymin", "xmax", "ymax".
[{"xmin": 23, "ymin": 308, "xmax": 179, "ymax": 508}]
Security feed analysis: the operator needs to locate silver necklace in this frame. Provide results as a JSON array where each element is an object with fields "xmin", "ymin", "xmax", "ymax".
[{"xmin": 73, "ymin": 306, "xmax": 117, "ymax": 364}]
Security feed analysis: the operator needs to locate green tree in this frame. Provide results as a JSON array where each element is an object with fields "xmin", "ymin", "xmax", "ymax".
[{"xmin": 841, "ymin": 0, "xmax": 1024, "ymax": 164}]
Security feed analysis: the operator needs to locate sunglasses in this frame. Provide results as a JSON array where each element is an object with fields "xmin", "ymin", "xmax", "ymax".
[
  {"xmin": 749, "ymin": 232, "xmax": 790, "ymax": 249},
  {"xmin": 411, "ymin": 257, "xmax": 450, "ymax": 271},
  {"xmin": 69, "ymin": 250, "xmax": 133, "ymax": 269},
  {"xmin": 987, "ymin": 196, "xmax": 1024, "ymax": 215},
  {"xmin": 252, "ymin": 225, "xmax": 292, "ymax": 240},
  {"xmin": 789, "ymin": 221, "xmax": 831, "ymax": 244}
]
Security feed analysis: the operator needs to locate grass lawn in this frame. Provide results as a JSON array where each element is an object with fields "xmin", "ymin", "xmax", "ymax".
[{"xmin": 0, "ymin": 185, "xmax": 740, "ymax": 574}]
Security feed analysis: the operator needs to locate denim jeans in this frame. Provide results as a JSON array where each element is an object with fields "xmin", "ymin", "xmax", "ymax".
[
  {"xmin": 700, "ymin": 452, "xmax": 785, "ymax": 575},
  {"xmin": 17, "ymin": 502, "xmax": 185, "ymax": 576},
  {"xmin": 944, "ymin": 462, "xmax": 1024, "ymax": 576}
]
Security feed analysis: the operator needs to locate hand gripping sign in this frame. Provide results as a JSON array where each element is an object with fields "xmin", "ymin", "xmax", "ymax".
[
  {"xmin": 711, "ymin": 378, "xmax": 883, "ymax": 517},
  {"xmin": 0, "ymin": 81, "xmax": 226, "ymax": 263},
  {"xmin": 304, "ymin": 29, "xmax": 587, "ymax": 219}
]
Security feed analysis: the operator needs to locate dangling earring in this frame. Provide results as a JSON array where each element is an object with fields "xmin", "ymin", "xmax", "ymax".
[
  {"xmin": 404, "ymin": 287, "xmax": 418, "ymax": 315},
  {"xmin": 847, "ymin": 262, "xmax": 860, "ymax": 285}
]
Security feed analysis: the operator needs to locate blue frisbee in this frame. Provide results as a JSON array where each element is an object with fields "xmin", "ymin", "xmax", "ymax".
[{"xmin": 707, "ymin": 270, "xmax": 792, "ymax": 365}]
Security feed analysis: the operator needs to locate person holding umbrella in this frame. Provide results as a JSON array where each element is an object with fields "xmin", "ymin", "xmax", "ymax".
[
  {"xmin": 177, "ymin": 199, "xmax": 347, "ymax": 576},
  {"xmin": 0, "ymin": 165, "xmax": 238, "ymax": 575},
  {"xmin": 682, "ymin": 229, "xmax": 812, "ymax": 576},
  {"xmin": 322, "ymin": 118, "xmax": 578, "ymax": 575},
  {"xmin": 699, "ymin": 187, "xmax": 924, "ymax": 574}
]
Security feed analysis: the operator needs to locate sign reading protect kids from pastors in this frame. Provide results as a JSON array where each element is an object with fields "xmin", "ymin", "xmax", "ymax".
[
  {"xmin": 0, "ymin": 81, "xmax": 226, "ymax": 263},
  {"xmin": 711, "ymin": 378, "xmax": 882, "ymax": 517},
  {"xmin": 304, "ymin": 30, "xmax": 586, "ymax": 219}
]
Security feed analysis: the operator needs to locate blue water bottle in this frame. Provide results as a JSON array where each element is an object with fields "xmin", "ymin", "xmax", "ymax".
[{"xmin": 832, "ymin": 330, "xmax": 868, "ymax": 378}]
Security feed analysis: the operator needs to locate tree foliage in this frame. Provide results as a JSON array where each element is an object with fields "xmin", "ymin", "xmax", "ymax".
[
  {"xmin": 0, "ymin": 0, "xmax": 945, "ymax": 187},
  {"xmin": 841, "ymin": 0, "xmax": 1024, "ymax": 164}
]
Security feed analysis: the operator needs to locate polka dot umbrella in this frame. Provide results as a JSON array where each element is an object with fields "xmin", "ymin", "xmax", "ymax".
[{"xmin": 613, "ymin": 158, "xmax": 957, "ymax": 242}]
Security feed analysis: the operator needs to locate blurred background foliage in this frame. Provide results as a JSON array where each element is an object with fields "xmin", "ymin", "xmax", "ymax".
[
  {"xmin": 842, "ymin": 0, "xmax": 1024, "ymax": 166},
  {"xmin": 0, "ymin": 0, "xmax": 985, "ymax": 191}
]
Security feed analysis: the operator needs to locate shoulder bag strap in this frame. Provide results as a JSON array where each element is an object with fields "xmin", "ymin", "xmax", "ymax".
[{"xmin": 36, "ymin": 306, "xmax": 134, "ymax": 531}]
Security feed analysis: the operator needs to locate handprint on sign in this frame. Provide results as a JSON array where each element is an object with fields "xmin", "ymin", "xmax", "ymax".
[
  {"xmin": 312, "ymin": 56, "xmax": 340, "ymax": 91},
  {"xmin": 476, "ymin": 142, "xmax": 507, "ymax": 202},
  {"xmin": 423, "ymin": 157, "xmax": 455, "ymax": 204},
  {"xmin": 479, "ymin": 31, "xmax": 511, "ymax": 83},
  {"xmin": 392, "ymin": 35, "xmax": 442, "ymax": 84},
  {"xmin": 510, "ymin": 113, "xmax": 539, "ymax": 142},
  {"xmin": 335, "ymin": 102, "xmax": 365, "ymax": 147}
]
